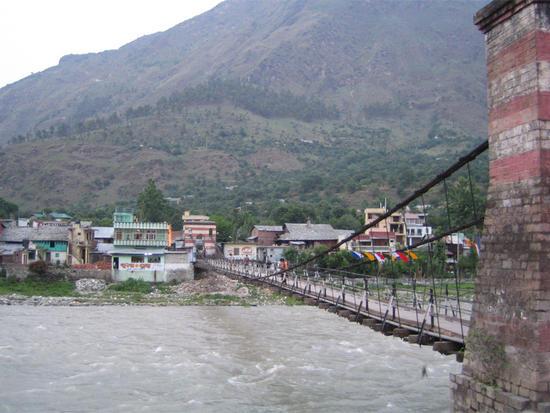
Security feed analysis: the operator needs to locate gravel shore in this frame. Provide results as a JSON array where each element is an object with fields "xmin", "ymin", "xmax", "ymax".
[{"xmin": 0, "ymin": 272, "xmax": 288, "ymax": 307}]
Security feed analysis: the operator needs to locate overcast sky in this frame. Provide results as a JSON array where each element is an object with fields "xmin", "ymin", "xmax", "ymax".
[{"xmin": 0, "ymin": 0, "xmax": 224, "ymax": 88}]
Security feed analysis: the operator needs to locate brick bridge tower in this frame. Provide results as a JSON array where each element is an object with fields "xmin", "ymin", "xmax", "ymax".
[{"xmin": 451, "ymin": 0, "xmax": 550, "ymax": 411}]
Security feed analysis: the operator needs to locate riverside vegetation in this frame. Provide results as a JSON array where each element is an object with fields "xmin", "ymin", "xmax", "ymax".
[{"xmin": 0, "ymin": 268, "xmax": 303, "ymax": 307}]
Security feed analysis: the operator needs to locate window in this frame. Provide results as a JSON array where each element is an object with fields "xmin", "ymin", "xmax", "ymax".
[
  {"xmin": 50, "ymin": 241, "xmax": 55, "ymax": 248},
  {"xmin": 28, "ymin": 251, "xmax": 36, "ymax": 260},
  {"xmin": 146, "ymin": 230, "xmax": 156, "ymax": 240},
  {"xmin": 55, "ymin": 253, "xmax": 59, "ymax": 258},
  {"xmin": 135, "ymin": 230, "xmax": 142, "ymax": 240},
  {"xmin": 234, "ymin": 248, "xmax": 240, "ymax": 255},
  {"xmin": 115, "ymin": 230, "xmax": 122, "ymax": 241},
  {"xmin": 148, "ymin": 256, "xmax": 161, "ymax": 263},
  {"xmin": 209, "ymin": 228, "xmax": 213, "ymax": 237},
  {"xmin": 131, "ymin": 256, "xmax": 144, "ymax": 263}
]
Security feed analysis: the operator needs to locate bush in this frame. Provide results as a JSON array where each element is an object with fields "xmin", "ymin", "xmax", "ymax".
[
  {"xmin": 27, "ymin": 260, "xmax": 62, "ymax": 281},
  {"xmin": 109, "ymin": 278, "xmax": 152, "ymax": 294},
  {"xmin": 29, "ymin": 260, "xmax": 48, "ymax": 275}
]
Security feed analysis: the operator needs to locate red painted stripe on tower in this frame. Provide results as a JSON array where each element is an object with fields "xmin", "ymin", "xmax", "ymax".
[
  {"xmin": 487, "ymin": 31, "xmax": 550, "ymax": 80},
  {"xmin": 490, "ymin": 149, "xmax": 550, "ymax": 183},
  {"xmin": 489, "ymin": 91, "xmax": 550, "ymax": 134}
]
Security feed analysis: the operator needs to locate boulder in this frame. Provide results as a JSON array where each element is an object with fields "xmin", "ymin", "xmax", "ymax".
[{"xmin": 76, "ymin": 278, "xmax": 106, "ymax": 294}]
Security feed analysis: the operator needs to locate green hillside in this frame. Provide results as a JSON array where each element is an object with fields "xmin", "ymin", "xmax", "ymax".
[{"xmin": 0, "ymin": 0, "xmax": 489, "ymax": 214}]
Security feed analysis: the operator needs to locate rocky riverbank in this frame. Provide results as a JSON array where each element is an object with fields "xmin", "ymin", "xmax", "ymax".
[{"xmin": 0, "ymin": 272, "xmax": 292, "ymax": 307}]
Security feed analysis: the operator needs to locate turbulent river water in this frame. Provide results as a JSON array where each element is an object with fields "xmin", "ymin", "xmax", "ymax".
[{"xmin": 0, "ymin": 306, "xmax": 459, "ymax": 412}]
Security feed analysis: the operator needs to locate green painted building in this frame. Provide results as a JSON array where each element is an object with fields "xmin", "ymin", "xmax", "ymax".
[{"xmin": 111, "ymin": 210, "xmax": 193, "ymax": 282}]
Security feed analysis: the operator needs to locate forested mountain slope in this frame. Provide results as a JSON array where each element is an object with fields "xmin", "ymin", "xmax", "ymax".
[{"xmin": 0, "ymin": 0, "xmax": 488, "ymax": 212}]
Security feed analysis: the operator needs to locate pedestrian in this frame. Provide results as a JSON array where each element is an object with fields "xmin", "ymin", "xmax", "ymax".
[{"xmin": 280, "ymin": 258, "xmax": 288, "ymax": 284}]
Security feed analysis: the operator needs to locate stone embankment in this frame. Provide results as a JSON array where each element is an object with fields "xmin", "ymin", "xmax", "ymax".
[{"xmin": 0, "ymin": 295, "xmax": 104, "ymax": 306}]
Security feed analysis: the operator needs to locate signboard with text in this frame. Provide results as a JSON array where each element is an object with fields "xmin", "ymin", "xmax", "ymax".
[{"xmin": 120, "ymin": 263, "xmax": 163, "ymax": 271}]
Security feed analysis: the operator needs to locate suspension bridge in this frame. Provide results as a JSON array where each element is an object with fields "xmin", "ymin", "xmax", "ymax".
[
  {"xmin": 199, "ymin": 138, "xmax": 488, "ymax": 355},
  {"xmin": 203, "ymin": 0, "xmax": 550, "ymax": 410}
]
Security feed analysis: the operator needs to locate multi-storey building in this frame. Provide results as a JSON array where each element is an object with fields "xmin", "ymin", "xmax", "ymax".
[
  {"xmin": 404, "ymin": 212, "xmax": 432, "ymax": 246},
  {"xmin": 364, "ymin": 207, "xmax": 406, "ymax": 248},
  {"xmin": 111, "ymin": 209, "xmax": 192, "ymax": 282},
  {"xmin": 182, "ymin": 211, "xmax": 216, "ymax": 256},
  {"xmin": 68, "ymin": 222, "xmax": 96, "ymax": 265},
  {"xmin": 349, "ymin": 231, "xmax": 397, "ymax": 254}
]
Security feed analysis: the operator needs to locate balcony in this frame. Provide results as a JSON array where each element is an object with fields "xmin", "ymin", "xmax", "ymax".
[
  {"xmin": 114, "ymin": 239, "xmax": 169, "ymax": 247},
  {"xmin": 114, "ymin": 222, "xmax": 169, "ymax": 230}
]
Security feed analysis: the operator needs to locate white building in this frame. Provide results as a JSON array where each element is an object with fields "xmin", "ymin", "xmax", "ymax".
[{"xmin": 404, "ymin": 212, "xmax": 432, "ymax": 246}]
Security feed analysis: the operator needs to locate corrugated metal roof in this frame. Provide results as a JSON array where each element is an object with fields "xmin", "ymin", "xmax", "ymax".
[
  {"xmin": 92, "ymin": 227, "xmax": 114, "ymax": 239},
  {"xmin": 94, "ymin": 243, "xmax": 115, "ymax": 254},
  {"xmin": 279, "ymin": 223, "xmax": 339, "ymax": 241},
  {"xmin": 50, "ymin": 212, "xmax": 72, "ymax": 219},
  {"xmin": 254, "ymin": 225, "xmax": 283, "ymax": 232},
  {"xmin": 0, "ymin": 243, "xmax": 24, "ymax": 255},
  {"xmin": 110, "ymin": 248, "xmax": 165, "ymax": 255},
  {"xmin": 334, "ymin": 229, "xmax": 354, "ymax": 237},
  {"xmin": 0, "ymin": 226, "xmax": 68, "ymax": 242}
]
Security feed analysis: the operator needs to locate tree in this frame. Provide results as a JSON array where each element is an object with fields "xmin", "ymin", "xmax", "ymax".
[
  {"xmin": 458, "ymin": 249, "xmax": 479, "ymax": 279},
  {"xmin": 448, "ymin": 176, "xmax": 486, "ymax": 226},
  {"xmin": 330, "ymin": 214, "xmax": 361, "ymax": 230},
  {"xmin": 283, "ymin": 247, "xmax": 300, "ymax": 264},
  {"xmin": 0, "ymin": 197, "xmax": 18, "ymax": 218},
  {"xmin": 136, "ymin": 180, "xmax": 170, "ymax": 222},
  {"xmin": 211, "ymin": 214, "xmax": 233, "ymax": 242}
]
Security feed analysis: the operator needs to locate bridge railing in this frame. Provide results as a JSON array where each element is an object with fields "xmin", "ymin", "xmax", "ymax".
[{"xmin": 205, "ymin": 258, "xmax": 470, "ymax": 343}]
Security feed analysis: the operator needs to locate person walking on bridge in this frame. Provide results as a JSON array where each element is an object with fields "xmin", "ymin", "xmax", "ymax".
[{"xmin": 279, "ymin": 258, "xmax": 289, "ymax": 284}]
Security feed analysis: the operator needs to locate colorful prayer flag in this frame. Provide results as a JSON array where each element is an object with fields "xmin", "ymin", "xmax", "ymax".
[
  {"xmin": 363, "ymin": 252, "xmax": 376, "ymax": 261},
  {"xmin": 351, "ymin": 251, "xmax": 363, "ymax": 260},
  {"xmin": 405, "ymin": 250, "xmax": 418, "ymax": 260},
  {"xmin": 396, "ymin": 251, "xmax": 410, "ymax": 262}
]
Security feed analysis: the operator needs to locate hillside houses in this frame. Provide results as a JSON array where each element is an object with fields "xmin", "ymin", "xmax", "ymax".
[
  {"xmin": 277, "ymin": 222, "xmax": 353, "ymax": 249},
  {"xmin": 248, "ymin": 225, "xmax": 283, "ymax": 246},
  {"xmin": 0, "ymin": 226, "xmax": 69, "ymax": 265},
  {"xmin": 182, "ymin": 211, "xmax": 217, "ymax": 257},
  {"xmin": 0, "ymin": 210, "xmax": 200, "ymax": 282},
  {"xmin": 224, "ymin": 220, "xmax": 353, "ymax": 263}
]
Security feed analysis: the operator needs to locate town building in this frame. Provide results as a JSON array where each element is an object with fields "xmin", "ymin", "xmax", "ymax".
[
  {"xmin": 68, "ymin": 222, "xmax": 96, "ymax": 265},
  {"xmin": 248, "ymin": 225, "xmax": 284, "ymax": 246},
  {"xmin": 348, "ymin": 231, "xmax": 397, "ymax": 254},
  {"xmin": 223, "ymin": 243, "xmax": 257, "ymax": 260},
  {"xmin": 182, "ymin": 211, "xmax": 216, "ymax": 256},
  {"xmin": 91, "ymin": 226, "xmax": 114, "ymax": 263},
  {"xmin": 256, "ymin": 245, "xmax": 288, "ymax": 265},
  {"xmin": 0, "ymin": 226, "xmax": 69, "ymax": 265},
  {"xmin": 364, "ymin": 207, "xmax": 406, "ymax": 249},
  {"xmin": 404, "ymin": 211, "xmax": 432, "ymax": 246},
  {"xmin": 277, "ymin": 221, "xmax": 349, "ymax": 249},
  {"xmin": 30, "ymin": 212, "xmax": 73, "ymax": 228},
  {"xmin": 111, "ymin": 210, "xmax": 192, "ymax": 282}
]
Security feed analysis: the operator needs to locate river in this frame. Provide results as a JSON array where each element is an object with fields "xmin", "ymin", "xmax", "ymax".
[{"xmin": 0, "ymin": 306, "xmax": 459, "ymax": 412}]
